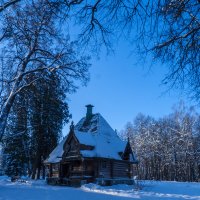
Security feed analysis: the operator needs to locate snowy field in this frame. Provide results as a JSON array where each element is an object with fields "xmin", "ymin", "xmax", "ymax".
[{"xmin": 0, "ymin": 176, "xmax": 200, "ymax": 200}]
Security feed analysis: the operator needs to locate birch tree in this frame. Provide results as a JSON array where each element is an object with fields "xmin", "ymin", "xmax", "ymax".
[{"xmin": 122, "ymin": 102, "xmax": 200, "ymax": 181}]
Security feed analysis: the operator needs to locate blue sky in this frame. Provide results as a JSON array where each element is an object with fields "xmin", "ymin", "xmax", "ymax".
[{"xmin": 63, "ymin": 39, "xmax": 192, "ymax": 135}]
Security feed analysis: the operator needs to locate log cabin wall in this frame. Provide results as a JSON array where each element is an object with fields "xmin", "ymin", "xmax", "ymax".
[
  {"xmin": 84, "ymin": 160, "xmax": 94, "ymax": 176},
  {"xmin": 97, "ymin": 159, "xmax": 134, "ymax": 179},
  {"xmin": 98, "ymin": 160, "xmax": 112, "ymax": 178},
  {"xmin": 47, "ymin": 159, "xmax": 135, "ymax": 179},
  {"xmin": 113, "ymin": 161, "xmax": 131, "ymax": 178},
  {"xmin": 59, "ymin": 160, "xmax": 95, "ymax": 178}
]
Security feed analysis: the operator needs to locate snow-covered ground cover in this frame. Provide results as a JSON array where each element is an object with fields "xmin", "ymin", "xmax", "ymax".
[{"xmin": 0, "ymin": 176, "xmax": 200, "ymax": 200}]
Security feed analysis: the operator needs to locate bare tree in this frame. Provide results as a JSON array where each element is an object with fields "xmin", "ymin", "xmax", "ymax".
[
  {"xmin": 122, "ymin": 102, "xmax": 200, "ymax": 182},
  {"xmin": 1, "ymin": 1, "xmax": 199, "ymax": 99},
  {"xmin": 0, "ymin": 0, "xmax": 90, "ymax": 142},
  {"xmin": 29, "ymin": 0, "xmax": 198, "ymax": 101}
]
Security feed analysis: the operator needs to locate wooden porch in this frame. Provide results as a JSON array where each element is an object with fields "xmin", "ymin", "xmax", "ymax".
[
  {"xmin": 60, "ymin": 159, "xmax": 95, "ymax": 179},
  {"xmin": 46, "ymin": 158, "xmax": 136, "ymax": 187}
]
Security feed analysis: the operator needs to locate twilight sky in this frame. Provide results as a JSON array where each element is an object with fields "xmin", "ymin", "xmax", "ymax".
[{"xmin": 63, "ymin": 39, "xmax": 193, "ymax": 135}]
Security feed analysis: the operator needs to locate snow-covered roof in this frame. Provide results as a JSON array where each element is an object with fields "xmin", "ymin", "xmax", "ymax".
[
  {"xmin": 44, "ymin": 136, "xmax": 67, "ymax": 163},
  {"xmin": 45, "ymin": 113, "xmax": 134, "ymax": 163}
]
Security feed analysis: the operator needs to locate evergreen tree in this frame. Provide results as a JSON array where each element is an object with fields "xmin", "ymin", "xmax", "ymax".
[
  {"xmin": 3, "ymin": 93, "xmax": 30, "ymax": 177},
  {"xmin": 29, "ymin": 73, "xmax": 70, "ymax": 179},
  {"xmin": 3, "ymin": 72, "xmax": 70, "ymax": 179}
]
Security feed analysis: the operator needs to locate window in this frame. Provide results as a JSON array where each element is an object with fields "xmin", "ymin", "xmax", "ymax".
[
  {"xmin": 52, "ymin": 164, "xmax": 59, "ymax": 172},
  {"xmin": 102, "ymin": 161, "xmax": 107, "ymax": 168}
]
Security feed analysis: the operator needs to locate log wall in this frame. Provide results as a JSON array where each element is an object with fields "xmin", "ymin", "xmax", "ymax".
[
  {"xmin": 98, "ymin": 160, "xmax": 112, "ymax": 178},
  {"xmin": 98, "ymin": 160, "xmax": 133, "ymax": 179},
  {"xmin": 113, "ymin": 161, "xmax": 130, "ymax": 178}
]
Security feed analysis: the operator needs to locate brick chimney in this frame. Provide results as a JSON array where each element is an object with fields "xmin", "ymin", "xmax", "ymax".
[{"xmin": 85, "ymin": 104, "xmax": 94, "ymax": 121}]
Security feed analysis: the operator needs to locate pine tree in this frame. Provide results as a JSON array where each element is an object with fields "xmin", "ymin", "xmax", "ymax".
[
  {"xmin": 3, "ymin": 72, "xmax": 70, "ymax": 179},
  {"xmin": 3, "ymin": 93, "xmax": 30, "ymax": 177},
  {"xmin": 29, "ymin": 73, "xmax": 70, "ymax": 179}
]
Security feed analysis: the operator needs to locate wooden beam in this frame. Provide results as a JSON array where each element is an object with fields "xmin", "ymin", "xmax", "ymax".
[
  {"xmin": 49, "ymin": 164, "xmax": 52, "ymax": 177},
  {"xmin": 110, "ymin": 161, "xmax": 113, "ymax": 178}
]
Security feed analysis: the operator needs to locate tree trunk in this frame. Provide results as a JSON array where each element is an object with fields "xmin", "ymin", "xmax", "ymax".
[
  {"xmin": 0, "ymin": 93, "xmax": 16, "ymax": 142},
  {"xmin": 31, "ymin": 152, "xmax": 40, "ymax": 179},
  {"xmin": 31, "ymin": 162, "xmax": 37, "ymax": 180},
  {"xmin": 37, "ymin": 155, "xmax": 41, "ymax": 179},
  {"xmin": 0, "ymin": 49, "xmax": 35, "ymax": 143},
  {"xmin": 42, "ymin": 165, "xmax": 45, "ymax": 179}
]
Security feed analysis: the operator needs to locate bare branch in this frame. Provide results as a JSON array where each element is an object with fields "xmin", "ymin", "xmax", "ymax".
[{"xmin": 0, "ymin": 0, "xmax": 20, "ymax": 13}]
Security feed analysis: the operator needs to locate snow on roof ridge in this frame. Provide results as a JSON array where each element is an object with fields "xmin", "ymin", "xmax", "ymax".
[
  {"xmin": 74, "ymin": 113, "xmax": 99, "ymax": 133},
  {"xmin": 97, "ymin": 113, "xmax": 119, "ymax": 138},
  {"xmin": 74, "ymin": 112, "xmax": 120, "ymax": 140}
]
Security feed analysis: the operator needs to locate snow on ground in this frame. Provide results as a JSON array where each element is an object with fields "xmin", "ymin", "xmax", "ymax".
[{"xmin": 0, "ymin": 176, "xmax": 200, "ymax": 200}]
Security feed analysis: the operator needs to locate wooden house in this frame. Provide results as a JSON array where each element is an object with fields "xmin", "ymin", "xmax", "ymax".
[{"xmin": 44, "ymin": 105, "xmax": 138, "ymax": 186}]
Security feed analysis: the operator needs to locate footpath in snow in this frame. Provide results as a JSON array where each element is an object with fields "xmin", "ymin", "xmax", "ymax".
[{"xmin": 0, "ymin": 176, "xmax": 200, "ymax": 200}]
